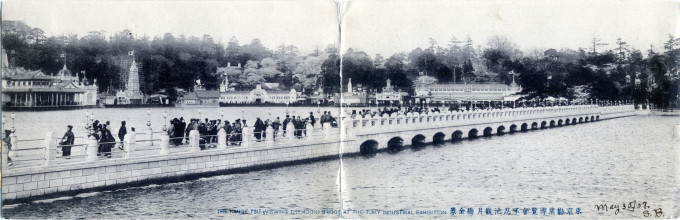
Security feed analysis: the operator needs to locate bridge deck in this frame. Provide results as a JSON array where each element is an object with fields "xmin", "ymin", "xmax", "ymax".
[{"xmin": 1, "ymin": 105, "xmax": 636, "ymax": 203}]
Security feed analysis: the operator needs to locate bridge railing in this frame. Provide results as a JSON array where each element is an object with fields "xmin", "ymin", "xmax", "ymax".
[
  {"xmin": 2, "ymin": 105, "xmax": 634, "ymax": 170},
  {"xmin": 1, "ymin": 121, "xmax": 342, "ymax": 171},
  {"xmin": 348, "ymin": 105, "xmax": 633, "ymax": 135}
]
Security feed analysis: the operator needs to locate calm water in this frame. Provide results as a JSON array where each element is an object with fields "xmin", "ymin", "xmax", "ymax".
[{"xmin": 2, "ymin": 115, "xmax": 679, "ymax": 219}]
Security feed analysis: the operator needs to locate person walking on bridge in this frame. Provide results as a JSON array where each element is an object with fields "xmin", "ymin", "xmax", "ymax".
[
  {"xmin": 59, "ymin": 125, "xmax": 75, "ymax": 159},
  {"xmin": 223, "ymin": 120, "xmax": 232, "ymax": 145},
  {"xmin": 100, "ymin": 124, "xmax": 115, "ymax": 158},
  {"xmin": 309, "ymin": 112, "xmax": 316, "ymax": 127},
  {"xmin": 3, "ymin": 130, "xmax": 13, "ymax": 166},
  {"xmin": 320, "ymin": 111, "xmax": 327, "ymax": 127},
  {"xmin": 118, "ymin": 121, "xmax": 127, "ymax": 150},
  {"xmin": 177, "ymin": 117, "xmax": 186, "ymax": 145},
  {"xmin": 254, "ymin": 117, "xmax": 265, "ymax": 141},
  {"xmin": 168, "ymin": 119, "xmax": 176, "ymax": 145},
  {"xmin": 272, "ymin": 117, "xmax": 281, "ymax": 138},
  {"xmin": 282, "ymin": 115, "xmax": 291, "ymax": 137}
]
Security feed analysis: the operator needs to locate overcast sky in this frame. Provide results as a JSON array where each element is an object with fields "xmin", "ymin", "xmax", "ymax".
[
  {"xmin": 2, "ymin": 0, "xmax": 679, "ymax": 58},
  {"xmin": 1, "ymin": 0, "xmax": 340, "ymax": 54},
  {"xmin": 343, "ymin": 0, "xmax": 680, "ymax": 57}
]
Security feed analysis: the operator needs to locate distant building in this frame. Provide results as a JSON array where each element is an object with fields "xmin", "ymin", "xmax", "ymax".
[
  {"xmin": 309, "ymin": 87, "xmax": 328, "ymax": 103},
  {"xmin": 1, "ymin": 50, "xmax": 98, "ymax": 108},
  {"xmin": 177, "ymin": 79, "xmax": 220, "ymax": 107},
  {"xmin": 413, "ymin": 78, "xmax": 522, "ymax": 104},
  {"xmin": 333, "ymin": 78, "xmax": 367, "ymax": 106},
  {"xmin": 115, "ymin": 60, "xmax": 144, "ymax": 104},
  {"xmin": 220, "ymin": 84, "xmax": 297, "ymax": 104},
  {"xmin": 375, "ymin": 79, "xmax": 407, "ymax": 105},
  {"xmin": 114, "ymin": 55, "xmax": 145, "ymax": 92}
]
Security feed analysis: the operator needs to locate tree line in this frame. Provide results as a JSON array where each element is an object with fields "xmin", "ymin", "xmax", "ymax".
[
  {"xmin": 2, "ymin": 20, "xmax": 679, "ymax": 108},
  {"xmin": 1, "ymin": 20, "xmax": 337, "ymax": 100},
  {"xmin": 324, "ymin": 35, "xmax": 679, "ymax": 108}
]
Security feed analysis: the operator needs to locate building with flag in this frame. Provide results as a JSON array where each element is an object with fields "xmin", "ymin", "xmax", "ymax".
[
  {"xmin": 114, "ymin": 52, "xmax": 146, "ymax": 94},
  {"xmin": 1, "ymin": 49, "xmax": 99, "ymax": 110},
  {"xmin": 114, "ymin": 59, "xmax": 144, "ymax": 105},
  {"xmin": 108, "ymin": 51, "xmax": 146, "ymax": 105}
]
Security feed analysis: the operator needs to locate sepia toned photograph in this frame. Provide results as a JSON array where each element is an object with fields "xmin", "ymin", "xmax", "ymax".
[{"xmin": 1, "ymin": 0, "xmax": 679, "ymax": 218}]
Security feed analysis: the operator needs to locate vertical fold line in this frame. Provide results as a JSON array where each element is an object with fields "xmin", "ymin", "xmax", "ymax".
[{"xmin": 336, "ymin": 0, "xmax": 346, "ymax": 218}]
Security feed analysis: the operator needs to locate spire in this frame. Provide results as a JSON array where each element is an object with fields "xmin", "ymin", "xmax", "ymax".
[
  {"xmin": 130, "ymin": 60, "xmax": 138, "ymax": 72},
  {"xmin": 82, "ymin": 71, "xmax": 89, "ymax": 85},
  {"xmin": 347, "ymin": 78, "xmax": 352, "ymax": 93},
  {"xmin": 127, "ymin": 59, "xmax": 141, "ymax": 96},
  {"xmin": 57, "ymin": 63, "xmax": 72, "ymax": 79}
]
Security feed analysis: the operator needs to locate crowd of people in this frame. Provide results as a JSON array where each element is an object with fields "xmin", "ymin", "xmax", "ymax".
[
  {"xmin": 1, "ymin": 111, "xmax": 341, "ymax": 163},
  {"xmin": 166, "ymin": 117, "xmax": 244, "ymax": 149},
  {"xmin": 349, "ymin": 102, "xmax": 609, "ymax": 119},
  {"xmin": 160, "ymin": 111, "xmax": 338, "ymax": 148},
  {"xmin": 87, "ymin": 120, "xmax": 125, "ymax": 158}
]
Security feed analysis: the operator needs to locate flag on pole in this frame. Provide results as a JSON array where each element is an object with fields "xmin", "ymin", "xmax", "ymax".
[{"xmin": 128, "ymin": 51, "xmax": 134, "ymax": 56}]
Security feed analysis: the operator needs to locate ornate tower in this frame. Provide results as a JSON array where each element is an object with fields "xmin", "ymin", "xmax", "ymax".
[{"xmin": 127, "ymin": 60, "xmax": 142, "ymax": 97}]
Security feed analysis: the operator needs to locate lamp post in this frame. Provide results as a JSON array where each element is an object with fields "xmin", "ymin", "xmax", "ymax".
[
  {"xmin": 286, "ymin": 101, "xmax": 289, "ymax": 115},
  {"xmin": 84, "ymin": 111, "xmax": 90, "ymax": 135},
  {"xmin": 317, "ymin": 101, "xmax": 321, "ymax": 113},
  {"xmin": 198, "ymin": 109, "xmax": 202, "ymax": 120},
  {"xmin": 87, "ymin": 112, "xmax": 95, "ymax": 139},
  {"xmin": 162, "ymin": 111, "xmax": 168, "ymax": 132},
  {"xmin": 10, "ymin": 112, "xmax": 16, "ymax": 133},
  {"xmin": 89, "ymin": 112, "xmax": 94, "ymax": 125},
  {"xmin": 146, "ymin": 110, "xmax": 151, "ymax": 127}
]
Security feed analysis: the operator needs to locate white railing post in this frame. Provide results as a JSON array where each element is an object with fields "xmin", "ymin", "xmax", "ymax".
[
  {"xmin": 266, "ymin": 126, "xmax": 274, "ymax": 146},
  {"xmin": 9, "ymin": 132, "xmax": 18, "ymax": 158},
  {"xmin": 217, "ymin": 128, "xmax": 227, "ymax": 149},
  {"xmin": 343, "ymin": 118, "xmax": 352, "ymax": 139},
  {"xmin": 86, "ymin": 135, "xmax": 99, "ymax": 162},
  {"xmin": 323, "ymin": 122, "xmax": 331, "ymax": 139},
  {"xmin": 306, "ymin": 122, "xmax": 314, "ymax": 141},
  {"xmin": 287, "ymin": 123, "xmax": 294, "ymax": 143},
  {"xmin": 189, "ymin": 130, "xmax": 200, "ymax": 152},
  {"xmin": 145, "ymin": 126, "xmax": 153, "ymax": 147},
  {"xmin": 159, "ymin": 131, "xmax": 170, "ymax": 155},
  {"xmin": 43, "ymin": 132, "xmax": 57, "ymax": 166},
  {"xmin": 124, "ymin": 132, "xmax": 136, "ymax": 159},
  {"xmin": 242, "ymin": 129, "xmax": 250, "ymax": 147}
]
